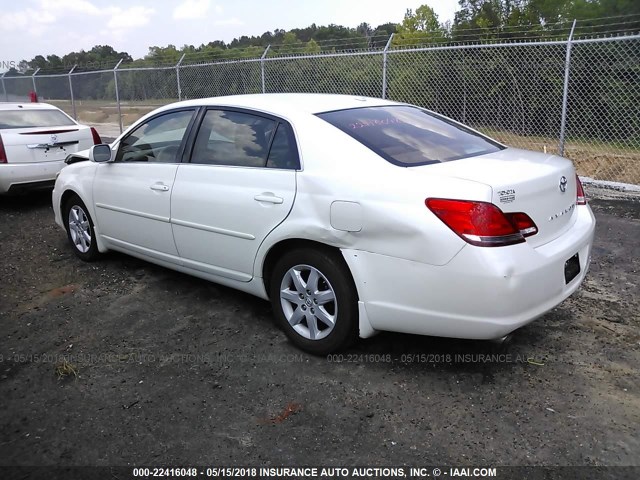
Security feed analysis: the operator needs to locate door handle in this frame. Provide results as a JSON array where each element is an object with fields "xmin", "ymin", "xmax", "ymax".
[
  {"xmin": 150, "ymin": 183, "xmax": 170, "ymax": 192},
  {"xmin": 254, "ymin": 194, "xmax": 283, "ymax": 204}
]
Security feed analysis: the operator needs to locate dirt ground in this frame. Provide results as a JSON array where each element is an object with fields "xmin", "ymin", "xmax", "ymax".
[{"xmin": 0, "ymin": 189, "xmax": 638, "ymax": 471}]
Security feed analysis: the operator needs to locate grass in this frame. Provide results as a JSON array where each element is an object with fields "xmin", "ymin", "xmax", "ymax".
[
  {"xmin": 55, "ymin": 359, "xmax": 78, "ymax": 380},
  {"xmin": 482, "ymin": 128, "xmax": 640, "ymax": 185}
]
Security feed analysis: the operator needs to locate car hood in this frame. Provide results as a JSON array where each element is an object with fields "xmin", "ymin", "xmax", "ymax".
[{"xmin": 65, "ymin": 147, "xmax": 91, "ymax": 165}]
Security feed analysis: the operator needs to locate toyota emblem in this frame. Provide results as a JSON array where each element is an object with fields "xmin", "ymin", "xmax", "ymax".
[
  {"xmin": 559, "ymin": 176, "xmax": 567, "ymax": 193},
  {"xmin": 50, "ymin": 134, "xmax": 58, "ymax": 144}
]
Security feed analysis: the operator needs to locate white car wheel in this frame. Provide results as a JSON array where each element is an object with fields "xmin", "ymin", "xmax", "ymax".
[
  {"xmin": 270, "ymin": 248, "xmax": 357, "ymax": 355},
  {"xmin": 279, "ymin": 264, "xmax": 338, "ymax": 341},
  {"xmin": 64, "ymin": 195, "xmax": 100, "ymax": 262}
]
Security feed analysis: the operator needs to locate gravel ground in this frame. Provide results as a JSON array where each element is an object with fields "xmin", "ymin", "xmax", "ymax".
[{"xmin": 0, "ymin": 190, "xmax": 638, "ymax": 471}]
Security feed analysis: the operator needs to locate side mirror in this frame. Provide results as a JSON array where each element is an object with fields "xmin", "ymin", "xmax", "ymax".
[{"xmin": 89, "ymin": 144, "xmax": 112, "ymax": 163}]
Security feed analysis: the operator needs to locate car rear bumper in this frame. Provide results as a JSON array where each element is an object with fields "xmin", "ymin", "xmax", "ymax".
[
  {"xmin": 0, "ymin": 160, "xmax": 65, "ymax": 194},
  {"xmin": 343, "ymin": 204, "xmax": 596, "ymax": 340}
]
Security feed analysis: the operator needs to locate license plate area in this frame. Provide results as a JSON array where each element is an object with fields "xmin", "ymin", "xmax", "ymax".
[
  {"xmin": 564, "ymin": 253, "xmax": 580, "ymax": 284},
  {"xmin": 45, "ymin": 146, "xmax": 68, "ymax": 158}
]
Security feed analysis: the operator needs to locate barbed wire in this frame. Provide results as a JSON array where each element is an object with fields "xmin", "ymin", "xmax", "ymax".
[{"xmin": 448, "ymin": 13, "xmax": 640, "ymax": 33}]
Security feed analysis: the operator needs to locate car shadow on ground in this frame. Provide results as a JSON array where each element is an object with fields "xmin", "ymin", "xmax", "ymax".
[
  {"xmin": 0, "ymin": 189, "xmax": 53, "ymax": 212},
  {"xmin": 102, "ymin": 247, "xmax": 539, "ymax": 376}
]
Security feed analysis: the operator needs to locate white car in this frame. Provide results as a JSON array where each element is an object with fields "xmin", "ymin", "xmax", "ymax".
[
  {"xmin": 52, "ymin": 94, "xmax": 595, "ymax": 354},
  {"xmin": 0, "ymin": 102, "xmax": 101, "ymax": 194}
]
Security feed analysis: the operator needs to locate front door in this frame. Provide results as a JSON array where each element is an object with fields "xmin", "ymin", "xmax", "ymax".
[{"xmin": 93, "ymin": 109, "xmax": 196, "ymax": 261}]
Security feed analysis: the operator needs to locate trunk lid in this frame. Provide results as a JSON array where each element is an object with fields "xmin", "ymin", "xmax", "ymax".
[
  {"xmin": 1, "ymin": 126, "xmax": 94, "ymax": 163},
  {"xmin": 423, "ymin": 148, "xmax": 578, "ymax": 247}
]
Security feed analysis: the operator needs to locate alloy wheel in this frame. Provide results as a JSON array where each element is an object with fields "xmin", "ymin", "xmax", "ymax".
[
  {"xmin": 68, "ymin": 205, "xmax": 92, "ymax": 253},
  {"xmin": 279, "ymin": 264, "xmax": 337, "ymax": 340}
]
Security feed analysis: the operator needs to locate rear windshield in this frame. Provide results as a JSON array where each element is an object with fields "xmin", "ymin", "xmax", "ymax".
[
  {"xmin": 317, "ymin": 105, "xmax": 504, "ymax": 166},
  {"xmin": 0, "ymin": 109, "xmax": 76, "ymax": 129}
]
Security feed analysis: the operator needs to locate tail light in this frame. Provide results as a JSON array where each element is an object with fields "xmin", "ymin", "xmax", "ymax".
[
  {"xmin": 504, "ymin": 212, "xmax": 538, "ymax": 237},
  {"xmin": 90, "ymin": 127, "xmax": 102, "ymax": 145},
  {"xmin": 426, "ymin": 198, "xmax": 538, "ymax": 247},
  {"xmin": 576, "ymin": 175, "xmax": 586, "ymax": 205},
  {"xmin": 0, "ymin": 134, "xmax": 7, "ymax": 164}
]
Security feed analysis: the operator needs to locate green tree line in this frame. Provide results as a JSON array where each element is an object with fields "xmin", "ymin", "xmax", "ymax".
[{"xmin": 3, "ymin": 0, "xmax": 638, "ymax": 142}]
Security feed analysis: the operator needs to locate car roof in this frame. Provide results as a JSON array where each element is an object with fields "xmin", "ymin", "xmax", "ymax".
[
  {"xmin": 0, "ymin": 102, "xmax": 61, "ymax": 111},
  {"xmin": 166, "ymin": 93, "xmax": 402, "ymax": 116}
]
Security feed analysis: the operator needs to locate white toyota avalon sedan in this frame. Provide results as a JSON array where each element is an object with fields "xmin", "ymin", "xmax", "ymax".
[
  {"xmin": 0, "ymin": 102, "xmax": 102, "ymax": 194},
  {"xmin": 52, "ymin": 94, "xmax": 595, "ymax": 354}
]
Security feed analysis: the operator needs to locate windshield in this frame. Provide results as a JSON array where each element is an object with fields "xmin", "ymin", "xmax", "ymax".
[
  {"xmin": 0, "ymin": 109, "xmax": 76, "ymax": 129},
  {"xmin": 317, "ymin": 105, "xmax": 504, "ymax": 166}
]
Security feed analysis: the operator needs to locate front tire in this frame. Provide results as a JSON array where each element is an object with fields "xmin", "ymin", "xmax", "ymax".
[
  {"xmin": 270, "ymin": 248, "xmax": 358, "ymax": 355},
  {"xmin": 64, "ymin": 195, "xmax": 100, "ymax": 262}
]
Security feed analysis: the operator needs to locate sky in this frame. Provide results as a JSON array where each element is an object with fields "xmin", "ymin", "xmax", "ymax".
[{"xmin": 0, "ymin": 0, "xmax": 458, "ymax": 66}]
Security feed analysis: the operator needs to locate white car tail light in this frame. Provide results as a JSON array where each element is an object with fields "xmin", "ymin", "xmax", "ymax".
[
  {"xmin": 90, "ymin": 127, "xmax": 102, "ymax": 145},
  {"xmin": 576, "ymin": 175, "xmax": 587, "ymax": 205},
  {"xmin": 426, "ymin": 198, "xmax": 538, "ymax": 247},
  {"xmin": 0, "ymin": 134, "xmax": 7, "ymax": 163}
]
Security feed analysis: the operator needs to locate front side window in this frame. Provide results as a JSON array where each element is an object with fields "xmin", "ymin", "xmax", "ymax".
[
  {"xmin": 317, "ymin": 106, "xmax": 504, "ymax": 166},
  {"xmin": 115, "ymin": 110, "xmax": 194, "ymax": 163},
  {"xmin": 0, "ymin": 109, "xmax": 75, "ymax": 129},
  {"xmin": 191, "ymin": 110, "xmax": 278, "ymax": 167}
]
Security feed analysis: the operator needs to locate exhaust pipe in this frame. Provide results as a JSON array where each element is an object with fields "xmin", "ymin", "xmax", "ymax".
[{"xmin": 491, "ymin": 333, "xmax": 514, "ymax": 347}]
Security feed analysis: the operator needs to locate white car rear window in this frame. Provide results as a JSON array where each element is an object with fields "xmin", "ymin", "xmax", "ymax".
[
  {"xmin": 317, "ymin": 106, "xmax": 504, "ymax": 166},
  {"xmin": 0, "ymin": 109, "xmax": 75, "ymax": 129}
]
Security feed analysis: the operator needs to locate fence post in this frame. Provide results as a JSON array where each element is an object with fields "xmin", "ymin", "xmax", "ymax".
[
  {"xmin": 31, "ymin": 68, "xmax": 40, "ymax": 95},
  {"xmin": 1, "ymin": 72, "xmax": 7, "ymax": 102},
  {"xmin": 462, "ymin": 52, "xmax": 466, "ymax": 124},
  {"xmin": 176, "ymin": 53, "xmax": 186, "ymax": 101},
  {"xmin": 559, "ymin": 19, "xmax": 577, "ymax": 157},
  {"xmin": 261, "ymin": 45, "xmax": 270, "ymax": 94},
  {"xmin": 382, "ymin": 33, "xmax": 394, "ymax": 99},
  {"xmin": 68, "ymin": 65, "xmax": 77, "ymax": 119},
  {"xmin": 113, "ymin": 58, "xmax": 124, "ymax": 134}
]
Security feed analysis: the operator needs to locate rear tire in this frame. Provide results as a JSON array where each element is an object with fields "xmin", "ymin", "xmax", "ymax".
[
  {"xmin": 64, "ymin": 194, "xmax": 100, "ymax": 262},
  {"xmin": 270, "ymin": 247, "xmax": 358, "ymax": 355}
]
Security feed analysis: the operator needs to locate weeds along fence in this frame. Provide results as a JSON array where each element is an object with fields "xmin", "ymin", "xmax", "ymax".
[{"xmin": 2, "ymin": 32, "xmax": 639, "ymax": 185}]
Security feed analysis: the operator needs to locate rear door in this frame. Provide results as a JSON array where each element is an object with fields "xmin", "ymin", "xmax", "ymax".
[
  {"xmin": 93, "ymin": 108, "xmax": 197, "ymax": 260},
  {"xmin": 171, "ymin": 108, "xmax": 298, "ymax": 281},
  {"xmin": 0, "ymin": 108, "xmax": 93, "ymax": 163}
]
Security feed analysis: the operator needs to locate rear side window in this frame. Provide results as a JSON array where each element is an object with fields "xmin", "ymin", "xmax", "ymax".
[
  {"xmin": 0, "ymin": 109, "xmax": 75, "ymax": 129},
  {"xmin": 190, "ymin": 109, "xmax": 300, "ymax": 169},
  {"xmin": 191, "ymin": 110, "xmax": 276, "ymax": 167},
  {"xmin": 317, "ymin": 106, "xmax": 504, "ymax": 166}
]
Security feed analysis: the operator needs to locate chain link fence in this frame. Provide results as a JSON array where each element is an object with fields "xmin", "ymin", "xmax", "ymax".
[
  {"xmin": 264, "ymin": 52, "xmax": 383, "ymax": 97},
  {"xmin": 2, "ymin": 33, "xmax": 638, "ymax": 184},
  {"xmin": 35, "ymin": 74, "xmax": 73, "ymax": 115},
  {"xmin": 2, "ymin": 75, "xmax": 34, "ymax": 102},
  {"xmin": 567, "ymin": 37, "xmax": 640, "ymax": 184},
  {"xmin": 69, "ymin": 71, "xmax": 120, "ymax": 135},
  {"xmin": 388, "ymin": 44, "xmax": 568, "ymax": 138},
  {"xmin": 180, "ymin": 60, "xmax": 262, "ymax": 100},
  {"xmin": 114, "ymin": 67, "xmax": 179, "ymax": 131}
]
